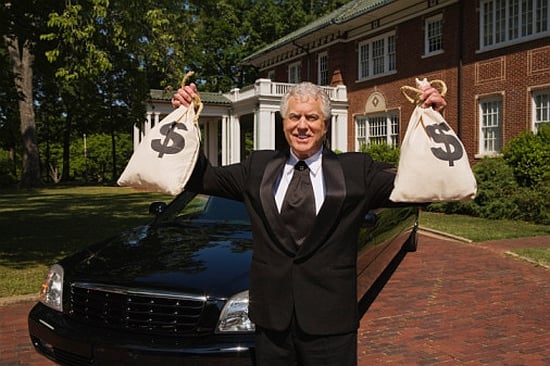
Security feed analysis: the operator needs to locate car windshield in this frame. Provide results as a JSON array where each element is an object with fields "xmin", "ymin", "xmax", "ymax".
[{"xmin": 179, "ymin": 194, "xmax": 250, "ymax": 225}]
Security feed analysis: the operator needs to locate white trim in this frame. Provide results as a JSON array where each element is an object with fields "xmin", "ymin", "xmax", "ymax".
[
  {"xmin": 479, "ymin": 0, "xmax": 550, "ymax": 53},
  {"xmin": 288, "ymin": 62, "xmax": 302, "ymax": 83},
  {"xmin": 318, "ymin": 51, "xmax": 329, "ymax": 86},
  {"xmin": 357, "ymin": 31, "xmax": 396, "ymax": 82},
  {"xmin": 532, "ymin": 88, "xmax": 550, "ymax": 132},
  {"xmin": 424, "ymin": 13, "xmax": 444, "ymax": 56},
  {"xmin": 478, "ymin": 95, "xmax": 503, "ymax": 155}
]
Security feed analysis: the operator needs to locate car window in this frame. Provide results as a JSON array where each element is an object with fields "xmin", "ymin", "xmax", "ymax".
[{"xmin": 179, "ymin": 195, "xmax": 250, "ymax": 225}]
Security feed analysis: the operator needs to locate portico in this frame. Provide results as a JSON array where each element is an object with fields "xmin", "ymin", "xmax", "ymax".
[{"xmin": 140, "ymin": 79, "xmax": 348, "ymax": 166}]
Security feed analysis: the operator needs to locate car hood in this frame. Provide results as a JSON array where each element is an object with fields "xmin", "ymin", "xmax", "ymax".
[{"xmin": 64, "ymin": 223, "xmax": 253, "ymax": 299}]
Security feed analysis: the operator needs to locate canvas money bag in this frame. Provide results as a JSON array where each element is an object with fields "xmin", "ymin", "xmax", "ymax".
[
  {"xmin": 390, "ymin": 78, "xmax": 477, "ymax": 202},
  {"xmin": 118, "ymin": 74, "xmax": 202, "ymax": 196}
]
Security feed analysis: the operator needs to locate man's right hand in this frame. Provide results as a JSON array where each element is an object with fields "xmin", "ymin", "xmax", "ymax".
[{"xmin": 171, "ymin": 83, "xmax": 198, "ymax": 108}]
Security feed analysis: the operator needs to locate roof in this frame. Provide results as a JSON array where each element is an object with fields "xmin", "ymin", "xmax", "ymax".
[
  {"xmin": 149, "ymin": 89, "xmax": 231, "ymax": 105},
  {"xmin": 243, "ymin": 0, "xmax": 394, "ymax": 63}
]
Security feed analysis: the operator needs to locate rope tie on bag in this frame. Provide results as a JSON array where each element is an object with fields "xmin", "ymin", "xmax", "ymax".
[
  {"xmin": 176, "ymin": 71, "xmax": 203, "ymax": 125},
  {"xmin": 400, "ymin": 79, "xmax": 447, "ymax": 105}
]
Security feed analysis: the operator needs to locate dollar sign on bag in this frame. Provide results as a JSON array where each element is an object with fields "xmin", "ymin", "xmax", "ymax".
[
  {"xmin": 151, "ymin": 122, "xmax": 187, "ymax": 158},
  {"xmin": 425, "ymin": 122, "xmax": 463, "ymax": 167}
]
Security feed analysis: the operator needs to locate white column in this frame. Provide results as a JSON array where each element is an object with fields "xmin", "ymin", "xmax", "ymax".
[
  {"xmin": 133, "ymin": 124, "xmax": 141, "ymax": 150},
  {"xmin": 135, "ymin": 112, "xmax": 153, "ymax": 150},
  {"xmin": 254, "ymin": 109, "xmax": 275, "ymax": 150},
  {"xmin": 229, "ymin": 115, "xmax": 241, "ymax": 164},
  {"xmin": 221, "ymin": 116, "xmax": 228, "ymax": 166},
  {"xmin": 331, "ymin": 111, "xmax": 348, "ymax": 153},
  {"xmin": 221, "ymin": 115, "xmax": 241, "ymax": 165},
  {"xmin": 153, "ymin": 112, "xmax": 160, "ymax": 129}
]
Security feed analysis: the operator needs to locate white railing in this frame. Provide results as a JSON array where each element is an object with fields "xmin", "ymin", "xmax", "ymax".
[{"xmin": 226, "ymin": 79, "xmax": 347, "ymax": 102}]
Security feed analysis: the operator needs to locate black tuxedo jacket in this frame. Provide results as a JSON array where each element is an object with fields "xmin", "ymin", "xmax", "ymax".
[{"xmin": 187, "ymin": 148, "xmax": 395, "ymax": 335}]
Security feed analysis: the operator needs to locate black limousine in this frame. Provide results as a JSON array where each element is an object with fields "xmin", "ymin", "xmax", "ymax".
[{"xmin": 29, "ymin": 191, "xmax": 418, "ymax": 365}]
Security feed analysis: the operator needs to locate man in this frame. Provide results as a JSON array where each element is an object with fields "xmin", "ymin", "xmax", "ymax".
[{"xmin": 172, "ymin": 82, "xmax": 446, "ymax": 366}]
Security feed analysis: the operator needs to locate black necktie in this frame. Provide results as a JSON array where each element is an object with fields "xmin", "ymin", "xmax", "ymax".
[{"xmin": 281, "ymin": 161, "xmax": 316, "ymax": 246}]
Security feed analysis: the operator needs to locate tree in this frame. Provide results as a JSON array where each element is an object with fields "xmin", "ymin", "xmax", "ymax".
[
  {"xmin": 1, "ymin": 0, "xmax": 59, "ymax": 187},
  {"xmin": 0, "ymin": 0, "xmax": 352, "ymax": 186},
  {"xmin": 40, "ymin": 0, "xmax": 195, "ymax": 182},
  {"xmin": 188, "ymin": 0, "xmax": 352, "ymax": 91},
  {"xmin": 0, "ymin": 45, "xmax": 20, "ymax": 182}
]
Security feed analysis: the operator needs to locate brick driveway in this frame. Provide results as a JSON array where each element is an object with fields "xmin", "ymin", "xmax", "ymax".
[{"xmin": 1, "ymin": 233, "xmax": 549, "ymax": 365}]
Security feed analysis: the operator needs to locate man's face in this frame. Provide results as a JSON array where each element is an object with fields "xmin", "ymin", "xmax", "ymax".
[{"xmin": 283, "ymin": 96, "xmax": 328, "ymax": 160}]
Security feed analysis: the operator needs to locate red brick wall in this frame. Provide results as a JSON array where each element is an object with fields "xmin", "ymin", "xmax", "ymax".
[{"xmin": 258, "ymin": 1, "xmax": 550, "ymax": 163}]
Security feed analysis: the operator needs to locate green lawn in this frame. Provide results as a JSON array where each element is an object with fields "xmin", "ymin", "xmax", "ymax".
[
  {"xmin": 419, "ymin": 211, "xmax": 550, "ymax": 242},
  {"xmin": 1, "ymin": 186, "xmax": 549, "ymax": 298},
  {"xmin": 420, "ymin": 211, "xmax": 550, "ymax": 268},
  {"xmin": 0, "ymin": 186, "xmax": 171, "ymax": 297}
]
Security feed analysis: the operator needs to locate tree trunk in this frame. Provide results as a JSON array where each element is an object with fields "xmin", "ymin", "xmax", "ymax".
[
  {"xmin": 111, "ymin": 128, "xmax": 117, "ymax": 182},
  {"xmin": 5, "ymin": 35, "xmax": 42, "ymax": 188},
  {"xmin": 61, "ymin": 112, "xmax": 72, "ymax": 182}
]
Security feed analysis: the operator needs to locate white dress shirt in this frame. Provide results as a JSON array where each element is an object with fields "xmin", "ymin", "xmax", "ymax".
[{"xmin": 274, "ymin": 148, "xmax": 325, "ymax": 214}]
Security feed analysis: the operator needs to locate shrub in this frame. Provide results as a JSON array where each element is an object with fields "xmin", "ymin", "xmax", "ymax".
[
  {"xmin": 360, "ymin": 143, "xmax": 400, "ymax": 166},
  {"xmin": 471, "ymin": 157, "xmax": 519, "ymax": 217},
  {"xmin": 503, "ymin": 124, "xmax": 550, "ymax": 187},
  {"xmin": 511, "ymin": 179, "xmax": 550, "ymax": 225},
  {"xmin": 426, "ymin": 157, "xmax": 520, "ymax": 220}
]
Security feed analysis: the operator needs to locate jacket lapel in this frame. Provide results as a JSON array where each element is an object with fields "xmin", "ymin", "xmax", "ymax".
[
  {"xmin": 297, "ymin": 149, "xmax": 346, "ymax": 259},
  {"xmin": 259, "ymin": 151, "xmax": 298, "ymax": 255}
]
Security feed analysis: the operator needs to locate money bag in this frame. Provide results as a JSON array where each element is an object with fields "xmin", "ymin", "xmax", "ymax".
[
  {"xmin": 390, "ymin": 78, "xmax": 477, "ymax": 202},
  {"xmin": 117, "ymin": 100, "xmax": 202, "ymax": 196}
]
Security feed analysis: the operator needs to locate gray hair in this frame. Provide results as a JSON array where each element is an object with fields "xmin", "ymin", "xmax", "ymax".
[{"xmin": 280, "ymin": 82, "xmax": 332, "ymax": 122}]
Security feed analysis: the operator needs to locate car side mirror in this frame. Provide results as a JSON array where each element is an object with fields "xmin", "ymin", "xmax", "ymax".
[
  {"xmin": 149, "ymin": 202, "xmax": 168, "ymax": 216},
  {"xmin": 362, "ymin": 211, "xmax": 378, "ymax": 228}
]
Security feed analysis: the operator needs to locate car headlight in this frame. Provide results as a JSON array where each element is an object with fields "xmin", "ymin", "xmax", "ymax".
[
  {"xmin": 39, "ymin": 264, "xmax": 64, "ymax": 312},
  {"xmin": 216, "ymin": 290, "xmax": 255, "ymax": 333}
]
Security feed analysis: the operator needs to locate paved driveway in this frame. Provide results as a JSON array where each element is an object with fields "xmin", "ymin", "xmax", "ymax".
[{"xmin": 1, "ymin": 233, "xmax": 549, "ymax": 365}]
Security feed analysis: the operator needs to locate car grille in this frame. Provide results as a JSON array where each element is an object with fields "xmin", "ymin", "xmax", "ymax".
[{"xmin": 68, "ymin": 282, "xmax": 210, "ymax": 336}]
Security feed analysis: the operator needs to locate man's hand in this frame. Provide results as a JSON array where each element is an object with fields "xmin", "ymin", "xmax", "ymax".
[
  {"xmin": 171, "ymin": 83, "xmax": 198, "ymax": 108},
  {"xmin": 419, "ymin": 85, "xmax": 447, "ymax": 112}
]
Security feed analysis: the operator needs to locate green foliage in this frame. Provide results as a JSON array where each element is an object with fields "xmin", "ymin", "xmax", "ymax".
[
  {"xmin": 359, "ymin": 143, "xmax": 400, "ymax": 166},
  {"xmin": 511, "ymin": 180, "xmax": 550, "ymax": 225},
  {"xmin": 503, "ymin": 124, "xmax": 550, "ymax": 187},
  {"xmin": 0, "ymin": 46, "xmax": 20, "ymax": 153},
  {"xmin": 470, "ymin": 157, "xmax": 519, "ymax": 219},
  {"xmin": 41, "ymin": 0, "xmax": 112, "ymax": 81},
  {"xmin": 189, "ymin": 0, "xmax": 351, "ymax": 90},
  {"xmin": 2, "ymin": 0, "xmax": 352, "ymax": 186},
  {"xmin": 427, "ymin": 155, "xmax": 550, "ymax": 225},
  {"xmin": 42, "ymin": 133, "xmax": 133, "ymax": 184},
  {"xmin": 71, "ymin": 133, "xmax": 133, "ymax": 183},
  {"xmin": 0, "ymin": 150, "xmax": 17, "ymax": 186},
  {"xmin": 427, "ymin": 123, "xmax": 550, "ymax": 224}
]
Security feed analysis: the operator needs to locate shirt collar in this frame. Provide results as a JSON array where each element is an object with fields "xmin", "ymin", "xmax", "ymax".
[{"xmin": 287, "ymin": 148, "xmax": 323, "ymax": 177}]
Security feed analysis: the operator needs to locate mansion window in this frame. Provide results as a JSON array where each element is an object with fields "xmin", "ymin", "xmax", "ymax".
[
  {"xmin": 479, "ymin": 96, "xmax": 503, "ymax": 155},
  {"xmin": 480, "ymin": 0, "xmax": 550, "ymax": 50},
  {"xmin": 358, "ymin": 32, "xmax": 396, "ymax": 80},
  {"xmin": 318, "ymin": 52, "xmax": 329, "ymax": 86},
  {"xmin": 288, "ymin": 62, "xmax": 301, "ymax": 83},
  {"xmin": 425, "ymin": 14, "xmax": 443, "ymax": 55},
  {"xmin": 355, "ymin": 113, "xmax": 399, "ymax": 150},
  {"xmin": 533, "ymin": 89, "xmax": 550, "ymax": 132}
]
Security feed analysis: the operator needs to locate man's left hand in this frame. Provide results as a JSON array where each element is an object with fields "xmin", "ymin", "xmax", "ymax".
[{"xmin": 420, "ymin": 86, "xmax": 447, "ymax": 112}]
